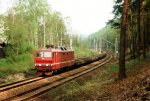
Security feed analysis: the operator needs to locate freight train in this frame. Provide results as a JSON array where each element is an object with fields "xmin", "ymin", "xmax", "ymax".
[{"xmin": 34, "ymin": 45, "xmax": 106, "ymax": 76}]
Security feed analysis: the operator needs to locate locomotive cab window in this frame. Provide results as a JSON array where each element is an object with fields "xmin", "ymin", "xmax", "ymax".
[
  {"xmin": 36, "ymin": 52, "xmax": 43, "ymax": 57},
  {"xmin": 44, "ymin": 52, "xmax": 52, "ymax": 58}
]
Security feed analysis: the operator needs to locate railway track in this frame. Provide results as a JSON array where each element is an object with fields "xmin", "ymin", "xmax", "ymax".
[
  {"xmin": 0, "ymin": 53, "xmax": 112, "ymax": 101},
  {"xmin": 0, "ymin": 77, "xmax": 43, "ymax": 92}
]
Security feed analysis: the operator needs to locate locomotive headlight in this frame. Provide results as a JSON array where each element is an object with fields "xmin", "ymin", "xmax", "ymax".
[
  {"xmin": 46, "ymin": 64, "xmax": 51, "ymax": 66},
  {"xmin": 35, "ymin": 64, "xmax": 50, "ymax": 66}
]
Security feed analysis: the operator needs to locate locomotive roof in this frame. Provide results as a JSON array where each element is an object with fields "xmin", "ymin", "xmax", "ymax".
[{"xmin": 36, "ymin": 48, "xmax": 74, "ymax": 52}]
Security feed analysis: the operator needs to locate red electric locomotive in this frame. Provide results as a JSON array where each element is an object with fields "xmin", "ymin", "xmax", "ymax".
[{"xmin": 34, "ymin": 46, "xmax": 74, "ymax": 76}]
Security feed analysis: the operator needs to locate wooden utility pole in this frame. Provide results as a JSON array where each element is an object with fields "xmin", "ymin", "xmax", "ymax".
[
  {"xmin": 94, "ymin": 37, "xmax": 96, "ymax": 51},
  {"xmin": 70, "ymin": 34, "xmax": 73, "ymax": 49},
  {"xmin": 99, "ymin": 38, "xmax": 102, "ymax": 53},
  {"xmin": 119, "ymin": 0, "xmax": 129, "ymax": 80}
]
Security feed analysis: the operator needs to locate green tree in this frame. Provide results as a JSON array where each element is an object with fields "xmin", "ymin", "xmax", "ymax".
[{"xmin": 4, "ymin": 0, "xmax": 67, "ymax": 57}]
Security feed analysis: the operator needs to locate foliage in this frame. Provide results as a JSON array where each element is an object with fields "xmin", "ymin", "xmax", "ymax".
[
  {"xmin": 0, "ymin": 0, "xmax": 68, "ymax": 57},
  {"xmin": 87, "ymin": 26, "xmax": 119, "ymax": 52},
  {"xmin": 0, "ymin": 53, "xmax": 34, "ymax": 77}
]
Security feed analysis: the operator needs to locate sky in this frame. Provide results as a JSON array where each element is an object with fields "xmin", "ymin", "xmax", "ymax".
[
  {"xmin": 48, "ymin": 0, "xmax": 114, "ymax": 36},
  {"xmin": 0, "ymin": 0, "xmax": 13, "ymax": 14}
]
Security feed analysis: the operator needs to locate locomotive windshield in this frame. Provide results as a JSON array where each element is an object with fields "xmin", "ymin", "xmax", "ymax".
[{"xmin": 44, "ymin": 52, "xmax": 52, "ymax": 57}]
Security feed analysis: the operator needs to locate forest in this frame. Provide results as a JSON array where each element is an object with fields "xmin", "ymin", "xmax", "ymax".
[{"xmin": 88, "ymin": 0, "xmax": 150, "ymax": 79}]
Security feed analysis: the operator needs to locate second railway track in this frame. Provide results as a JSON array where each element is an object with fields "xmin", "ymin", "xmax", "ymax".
[{"xmin": 0, "ymin": 53, "xmax": 112, "ymax": 101}]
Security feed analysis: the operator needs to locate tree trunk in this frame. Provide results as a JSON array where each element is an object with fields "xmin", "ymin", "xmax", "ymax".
[
  {"xmin": 119, "ymin": 0, "xmax": 129, "ymax": 80},
  {"xmin": 146, "ymin": 9, "xmax": 149, "ymax": 51},
  {"xmin": 130, "ymin": 8, "xmax": 136, "ymax": 59},
  {"xmin": 137, "ymin": 0, "xmax": 141, "ymax": 60},
  {"xmin": 141, "ymin": 0, "xmax": 146, "ymax": 58},
  {"xmin": 127, "ymin": 15, "xmax": 132, "ymax": 57}
]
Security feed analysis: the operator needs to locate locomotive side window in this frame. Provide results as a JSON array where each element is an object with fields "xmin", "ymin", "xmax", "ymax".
[
  {"xmin": 44, "ymin": 52, "xmax": 52, "ymax": 57},
  {"xmin": 60, "ymin": 47, "xmax": 64, "ymax": 50},
  {"xmin": 64, "ymin": 47, "xmax": 67, "ymax": 50},
  {"xmin": 36, "ymin": 52, "xmax": 43, "ymax": 57}
]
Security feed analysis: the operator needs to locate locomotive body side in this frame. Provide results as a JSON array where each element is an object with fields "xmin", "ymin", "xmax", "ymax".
[
  {"xmin": 51, "ymin": 50, "xmax": 74, "ymax": 70},
  {"xmin": 34, "ymin": 49, "xmax": 74, "ymax": 76}
]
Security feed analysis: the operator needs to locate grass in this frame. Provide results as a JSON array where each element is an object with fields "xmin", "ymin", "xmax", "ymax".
[
  {"xmin": 0, "ymin": 53, "xmax": 34, "ymax": 78},
  {"xmin": 47, "ymin": 68, "xmax": 110, "ymax": 101},
  {"xmin": 107, "ymin": 59, "xmax": 145, "ymax": 74}
]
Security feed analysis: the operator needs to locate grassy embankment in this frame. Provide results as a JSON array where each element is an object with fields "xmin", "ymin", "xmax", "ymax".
[
  {"xmin": 0, "ymin": 54, "xmax": 34, "ymax": 78},
  {"xmin": 46, "ymin": 57, "xmax": 148, "ymax": 101},
  {"xmin": 0, "ymin": 47, "xmax": 97, "ymax": 78}
]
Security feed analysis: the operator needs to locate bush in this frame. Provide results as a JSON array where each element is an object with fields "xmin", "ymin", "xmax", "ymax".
[
  {"xmin": 0, "ymin": 53, "xmax": 34, "ymax": 78},
  {"xmin": 4, "ymin": 43, "xmax": 35, "ymax": 58}
]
